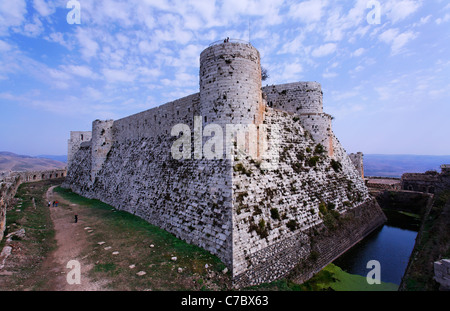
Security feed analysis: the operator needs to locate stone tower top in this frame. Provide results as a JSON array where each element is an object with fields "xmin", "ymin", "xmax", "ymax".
[{"xmin": 199, "ymin": 40, "xmax": 264, "ymax": 126}]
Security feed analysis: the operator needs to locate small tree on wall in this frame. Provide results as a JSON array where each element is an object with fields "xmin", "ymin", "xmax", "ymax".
[{"xmin": 261, "ymin": 67, "xmax": 269, "ymax": 81}]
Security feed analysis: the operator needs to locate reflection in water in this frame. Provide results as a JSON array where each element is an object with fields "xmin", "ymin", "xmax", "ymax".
[{"xmin": 333, "ymin": 210, "xmax": 419, "ymax": 285}]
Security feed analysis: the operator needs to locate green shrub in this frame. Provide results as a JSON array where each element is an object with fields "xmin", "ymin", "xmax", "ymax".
[
  {"xmin": 314, "ymin": 144, "xmax": 325, "ymax": 154},
  {"xmin": 330, "ymin": 159, "xmax": 342, "ymax": 172},
  {"xmin": 270, "ymin": 208, "xmax": 280, "ymax": 220},
  {"xmin": 292, "ymin": 162, "xmax": 303, "ymax": 173},
  {"xmin": 323, "ymin": 213, "xmax": 337, "ymax": 230},
  {"xmin": 286, "ymin": 219, "xmax": 298, "ymax": 231},
  {"xmin": 318, "ymin": 201, "xmax": 328, "ymax": 215},
  {"xmin": 257, "ymin": 219, "xmax": 269, "ymax": 238},
  {"xmin": 234, "ymin": 163, "xmax": 252, "ymax": 176},
  {"xmin": 307, "ymin": 156, "xmax": 320, "ymax": 167}
]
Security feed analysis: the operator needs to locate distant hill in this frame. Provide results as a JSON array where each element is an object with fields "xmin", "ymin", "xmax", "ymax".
[
  {"xmin": 0, "ymin": 151, "xmax": 67, "ymax": 172},
  {"xmin": 36, "ymin": 154, "xmax": 67, "ymax": 163},
  {"xmin": 364, "ymin": 154, "xmax": 450, "ymax": 178}
]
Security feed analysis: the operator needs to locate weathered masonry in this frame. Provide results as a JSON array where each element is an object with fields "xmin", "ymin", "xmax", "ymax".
[
  {"xmin": 401, "ymin": 165, "xmax": 450, "ymax": 194},
  {"xmin": 0, "ymin": 169, "xmax": 67, "ymax": 241},
  {"xmin": 64, "ymin": 40, "xmax": 386, "ymax": 288}
]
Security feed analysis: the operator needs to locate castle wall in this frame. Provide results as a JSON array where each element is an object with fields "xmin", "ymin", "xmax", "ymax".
[
  {"xmin": 64, "ymin": 125, "xmax": 235, "ymax": 267},
  {"xmin": 91, "ymin": 120, "xmax": 114, "ymax": 182},
  {"xmin": 113, "ymin": 93, "xmax": 200, "ymax": 142},
  {"xmin": 262, "ymin": 82, "xmax": 323, "ymax": 114},
  {"xmin": 1, "ymin": 169, "xmax": 67, "ymax": 183},
  {"xmin": 262, "ymin": 83, "xmax": 335, "ymax": 157},
  {"xmin": 0, "ymin": 169, "xmax": 68, "ymax": 241},
  {"xmin": 63, "ymin": 91, "xmax": 236, "ymax": 267},
  {"xmin": 64, "ymin": 42, "xmax": 383, "ymax": 288},
  {"xmin": 299, "ymin": 113, "xmax": 334, "ymax": 156},
  {"xmin": 349, "ymin": 152, "xmax": 364, "ymax": 178},
  {"xmin": 230, "ymin": 107, "xmax": 374, "ymax": 286},
  {"xmin": 68, "ymin": 131, "xmax": 92, "ymax": 166},
  {"xmin": 0, "ymin": 176, "xmax": 22, "ymax": 241}
]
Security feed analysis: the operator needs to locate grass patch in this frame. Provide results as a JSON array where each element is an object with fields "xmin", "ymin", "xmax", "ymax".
[
  {"xmin": 312, "ymin": 264, "xmax": 398, "ymax": 291},
  {"xmin": 247, "ymin": 263, "xmax": 398, "ymax": 291},
  {"xmin": 53, "ymin": 186, "xmax": 230, "ymax": 290},
  {"xmin": 0, "ymin": 179, "xmax": 61, "ymax": 291}
]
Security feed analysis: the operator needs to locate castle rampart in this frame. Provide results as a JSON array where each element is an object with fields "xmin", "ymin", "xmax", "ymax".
[
  {"xmin": 349, "ymin": 152, "xmax": 364, "ymax": 178},
  {"xmin": 68, "ymin": 131, "xmax": 92, "ymax": 165},
  {"xmin": 262, "ymin": 82, "xmax": 323, "ymax": 114},
  {"xmin": 261, "ymin": 82, "xmax": 334, "ymax": 157},
  {"xmin": 64, "ymin": 41, "xmax": 385, "ymax": 288},
  {"xmin": 0, "ymin": 168, "xmax": 67, "ymax": 241}
]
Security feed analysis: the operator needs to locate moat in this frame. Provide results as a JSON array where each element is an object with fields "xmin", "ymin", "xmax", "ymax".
[{"xmin": 333, "ymin": 209, "xmax": 420, "ymax": 287}]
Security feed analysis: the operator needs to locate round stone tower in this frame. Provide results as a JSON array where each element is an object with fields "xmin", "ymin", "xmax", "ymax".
[{"xmin": 199, "ymin": 41, "xmax": 264, "ymax": 126}]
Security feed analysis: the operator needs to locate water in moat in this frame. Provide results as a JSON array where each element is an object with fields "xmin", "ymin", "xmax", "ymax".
[{"xmin": 333, "ymin": 209, "xmax": 421, "ymax": 286}]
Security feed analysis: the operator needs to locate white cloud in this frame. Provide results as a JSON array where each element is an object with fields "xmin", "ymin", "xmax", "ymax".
[
  {"xmin": 48, "ymin": 68, "xmax": 71, "ymax": 81},
  {"xmin": 323, "ymin": 71, "xmax": 337, "ymax": 79},
  {"xmin": 282, "ymin": 62, "xmax": 303, "ymax": 81},
  {"xmin": 0, "ymin": 0, "xmax": 27, "ymax": 34},
  {"xmin": 22, "ymin": 15, "xmax": 44, "ymax": 37},
  {"xmin": 45, "ymin": 32, "xmax": 72, "ymax": 49},
  {"xmin": 76, "ymin": 29, "xmax": 100, "ymax": 60},
  {"xmin": 279, "ymin": 34, "xmax": 306, "ymax": 54},
  {"xmin": 311, "ymin": 43, "xmax": 337, "ymax": 57},
  {"xmin": 63, "ymin": 65, "xmax": 99, "ymax": 79},
  {"xmin": 436, "ymin": 13, "xmax": 450, "ymax": 25},
  {"xmin": 352, "ymin": 48, "xmax": 365, "ymax": 57},
  {"xmin": 288, "ymin": 0, "xmax": 328, "ymax": 23},
  {"xmin": 33, "ymin": 0, "xmax": 56, "ymax": 17},
  {"xmin": 385, "ymin": 0, "xmax": 423, "ymax": 24},
  {"xmin": 379, "ymin": 28, "xmax": 417, "ymax": 55},
  {"xmin": 0, "ymin": 39, "xmax": 12, "ymax": 52},
  {"xmin": 103, "ymin": 68, "xmax": 136, "ymax": 83}
]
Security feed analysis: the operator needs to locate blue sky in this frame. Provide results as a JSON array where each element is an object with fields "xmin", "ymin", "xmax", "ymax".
[{"xmin": 0, "ymin": 0, "xmax": 449, "ymax": 156}]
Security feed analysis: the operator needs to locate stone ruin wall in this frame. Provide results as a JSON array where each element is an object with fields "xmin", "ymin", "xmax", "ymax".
[
  {"xmin": 230, "ymin": 108, "xmax": 376, "ymax": 286},
  {"xmin": 65, "ymin": 91, "xmax": 235, "ymax": 267},
  {"xmin": 64, "ymin": 42, "xmax": 385, "ymax": 287},
  {"xmin": 0, "ymin": 176, "xmax": 21, "ymax": 242},
  {"xmin": 262, "ymin": 83, "xmax": 338, "ymax": 158},
  {"xmin": 349, "ymin": 152, "xmax": 364, "ymax": 178},
  {"xmin": 68, "ymin": 131, "xmax": 92, "ymax": 165},
  {"xmin": 0, "ymin": 169, "xmax": 67, "ymax": 241}
]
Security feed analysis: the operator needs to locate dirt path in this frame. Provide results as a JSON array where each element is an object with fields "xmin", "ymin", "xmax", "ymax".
[{"xmin": 32, "ymin": 186, "xmax": 107, "ymax": 291}]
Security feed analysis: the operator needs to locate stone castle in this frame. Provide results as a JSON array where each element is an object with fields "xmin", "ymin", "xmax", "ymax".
[{"xmin": 64, "ymin": 40, "xmax": 386, "ymax": 287}]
